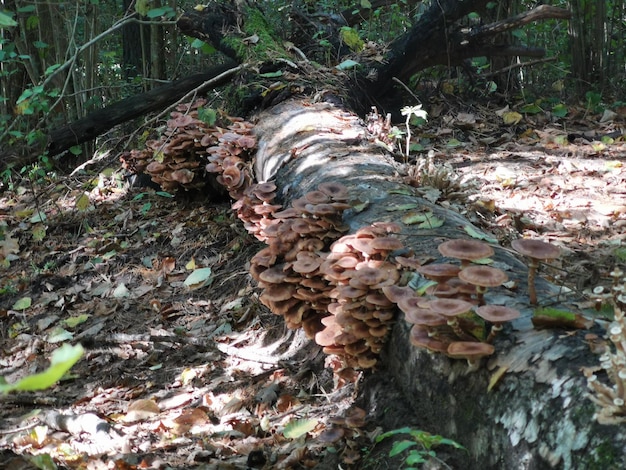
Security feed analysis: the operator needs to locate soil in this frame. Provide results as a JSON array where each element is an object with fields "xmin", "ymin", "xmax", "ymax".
[{"xmin": 0, "ymin": 100, "xmax": 625, "ymax": 469}]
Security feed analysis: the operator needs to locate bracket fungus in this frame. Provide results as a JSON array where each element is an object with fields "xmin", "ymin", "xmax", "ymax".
[{"xmin": 511, "ymin": 238, "xmax": 560, "ymax": 305}]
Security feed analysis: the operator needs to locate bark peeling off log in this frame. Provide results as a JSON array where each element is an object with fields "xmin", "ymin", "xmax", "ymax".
[
  {"xmin": 253, "ymin": 99, "xmax": 626, "ymax": 468},
  {"xmin": 386, "ymin": 318, "xmax": 626, "ymax": 468}
]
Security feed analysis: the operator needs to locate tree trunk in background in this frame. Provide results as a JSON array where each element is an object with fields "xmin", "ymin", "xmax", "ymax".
[
  {"xmin": 569, "ymin": 0, "xmax": 606, "ymax": 93},
  {"xmin": 250, "ymin": 98, "xmax": 626, "ymax": 469},
  {"xmin": 122, "ymin": 0, "xmax": 147, "ymax": 84}
]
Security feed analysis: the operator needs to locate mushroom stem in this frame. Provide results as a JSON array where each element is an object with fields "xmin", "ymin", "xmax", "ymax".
[
  {"xmin": 528, "ymin": 260, "xmax": 539, "ymax": 305},
  {"xmin": 447, "ymin": 318, "xmax": 475, "ymax": 341},
  {"xmin": 476, "ymin": 286, "xmax": 487, "ymax": 306},
  {"xmin": 485, "ymin": 323, "xmax": 503, "ymax": 343}
]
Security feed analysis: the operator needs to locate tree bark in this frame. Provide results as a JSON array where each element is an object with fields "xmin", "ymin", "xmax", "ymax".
[{"xmin": 250, "ymin": 98, "xmax": 625, "ymax": 469}]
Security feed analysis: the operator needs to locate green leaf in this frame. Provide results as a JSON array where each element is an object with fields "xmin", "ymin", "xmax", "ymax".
[
  {"xmin": 69, "ymin": 145, "xmax": 82, "ymax": 155},
  {"xmin": 520, "ymin": 103, "xmax": 542, "ymax": 114},
  {"xmin": 462, "ymin": 225, "xmax": 498, "ymax": 244},
  {"xmin": 25, "ymin": 453, "xmax": 58, "ymax": 470},
  {"xmin": 418, "ymin": 213, "xmax": 444, "ymax": 229},
  {"xmin": 189, "ymin": 38, "xmax": 216, "ymax": 55},
  {"xmin": 0, "ymin": 12, "xmax": 18, "ymax": 28},
  {"xmin": 44, "ymin": 64, "xmax": 61, "ymax": 76},
  {"xmin": 551, "ymin": 103, "xmax": 568, "ymax": 118},
  {"xmin": 17, "ymin": 5, "xmax": 36, "ymax": 13},
  {"xmin": 0, "ymin": 343, "xmax": 84, "ymax": 393},
  {"xmin": 75, "ymin": 193, "xmax": 90, "ymax": 211},
  {"xmin": 283, "ymin": 418, "xmax": 318, "ymax": 439},
  {"xmin": 147, "ymin": 6, "xmax": 175, "ymax": 18},
  {"xmin": 47, "ymin": 327, "xmax": 74, "ymax": 343},
  {"xmin": 336, "ymin": 59, "xmax": 360, "ymax": 70},
  {"xmin": 135, "ymin": 0, "xmax": 149, "ymax": 16},
  {"xmin": 62, "ymin": 314, "xmax": 90, "ymax": 329},
  {"xmin": 156, "ymin": 191, "xmax": 174, "ymax": 198},
  {"xmin": 386, "ymin": 203, "xmax": 419, "ymax": 212},
  {"xmin": 140, "ymin": 202, "xmax": 152, "ymax": 215},
  {"xmin": 31, "ymin": 224, "xmax": 46, "ymax": 241},
  {"xmin": 405, "ymin": 451, "xmax": 428, "ymax": 465},
  {"xmin": 361, "ymin": 0, "xmax": 372, "ymax": 8},
  {"xmin": 376, "ymin": 426, "xmax": 414, "ymax": 442},
  {"xmin": 445, "ymin": 138, "xmax": 463, "ymax": 148},
  {"xmin": 197, "ymin": 107, "xmax": 217, "ymax": 126},
  {"xmin": 259, "ymin": 71, "xmax": 283, "ymax": 78},
  {"xmin": 184, "ymin": 267, "xmax": 213, "ymax": 289},
  {"xmin": 389, "ymin": 440, "xmax": 417, "ymax": 457},
  {"xmin": 12, "ymin": 297, "xmax": 32, "ymax": 310}
]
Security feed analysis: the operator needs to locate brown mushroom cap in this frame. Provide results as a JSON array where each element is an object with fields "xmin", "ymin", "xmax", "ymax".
[
  {"xmin": 371, "ymin": 237, "xmax": 404, "ymax": 252},
  {"xmin": 438, "ymin": 239, "xmax": 494, "ymax": 262},
  {"xmin": 352, "ymin": 267, "xmax": 388, "ymax": 286},
  {"xmin": 417, "ymin": 263, "xmax": 461, "ymax": 282},
  {"xmin": 457, "ymin": 266, "xmax": 508, "ymax": 287},
  {"xmin": 511, "ymin": 239, "xmax": 560, "ymax": 261},
  {"xmin": 475, "ymin": 305, "xmax": 520, "ymax": 323},
  {"xmin": 317, "ymin": 182, "xmax": 349, "ymax": 200},
  {"xmin": 381, "ymin": 285, "xmax": 416, "ymax": 303},
  {"xmin": 429, "ymin": 298, "xmax": 474, "ymax": 317},
  {"xmin": 410, "ymin": 325, "xmax": 450, "ymax": 353},
  {"xmin": 447, "ymin": 341, "xmax": 495, "ymax": 361},
  {"xmin": 404, "ymin": 308, "xmax": 447, "ymax": 327},
  {"xmin": 304, "ymin": 190, "xmax": 331, "ymax": 204}
]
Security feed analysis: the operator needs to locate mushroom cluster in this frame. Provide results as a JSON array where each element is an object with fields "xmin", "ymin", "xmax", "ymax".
[
  {"xmin": 120, "ymin": 99, "xmax": 256, "ymax": 194},
  {"xmin": 585, "ymin": 269, "xmax": 626, "ymax": 424},
  {"xmin": 249, "ymin": 183, "xmax": 352, "ymax": 339},
  {"xmin": 123, "ymin": 102, "xmax": 529, "ymax": 373},
  {"xmin": 204, "ymin": 119, "xmax": 256, "ymax": 199},
  {"xmin": 395, "ymin": 238, "xmax": 519, "ymax": 365},
  {"xmin": 315, "ymin": 223, "xmax": 404, "ymax": 369}
]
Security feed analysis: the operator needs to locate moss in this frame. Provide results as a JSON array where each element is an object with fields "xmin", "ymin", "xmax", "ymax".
[
  {"xmin": 221, "ymin": 7, "xmax": 288, "ymax": 62},
  {"xmin": 582, "ymin": 441, "xmax": 619, "ymax": 469}
]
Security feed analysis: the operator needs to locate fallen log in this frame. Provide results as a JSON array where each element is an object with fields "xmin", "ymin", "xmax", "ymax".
[
  {"xmin": 45, "ymin": 62, "xmax": 239, "ymax": 157},
  {"xmin": 249, "ymin": 98, "xmax": 625, "ymax": 469}
]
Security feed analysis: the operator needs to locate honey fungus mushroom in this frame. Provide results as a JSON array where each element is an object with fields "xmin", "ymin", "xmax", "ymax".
[
  {"xmin": 510, "ymin": 239, "xmax": 560, "ymax": 305},
  {"xmin": 417, "ymin": 263, "xmax": 462, "ymax": 298},
  {"xmin": 474, "ymin": 305, "xmax": 520, "ymax": 342},
  {"xmin": 457, "ymin": 265, "xmax": 508, "ymax": 305},
  {"xmin": 438, "ymin": 239, "xmax": 494, "ymax": 267},
  {"xmin": 429, "ymin": 298, "xmax": 475, "ymax": 340},
  {"xmin": 447, "ymin": 341, "xmax": 495, "ymax": 367}
]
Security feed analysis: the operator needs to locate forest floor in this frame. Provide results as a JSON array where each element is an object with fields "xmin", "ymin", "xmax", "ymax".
[{"xmin": 0, "ymin": 99, "xmax": 625, "ymax": 470}]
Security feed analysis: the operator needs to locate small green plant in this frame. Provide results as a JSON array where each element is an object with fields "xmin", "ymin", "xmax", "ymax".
[{"xmin": 374, "ymin": 426, "xmax": 465, "ymax": 469}]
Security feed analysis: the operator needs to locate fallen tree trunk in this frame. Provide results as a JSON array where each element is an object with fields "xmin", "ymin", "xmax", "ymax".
[
  {"xmin": 250, "ymin": 98, "xmax": 625, "ymax": 468},
  {"xmin": 45, "ymin": 62, "xmax": 239, "ymax": 158}
]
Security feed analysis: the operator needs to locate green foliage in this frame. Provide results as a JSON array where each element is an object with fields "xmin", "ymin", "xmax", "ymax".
[
  {"xmin": 0, "ymin": 11, "xmax": 18, "ymax": 27},
  {"xmin": 374, "ymin": 426, "xmax": 465, "ymax": 469},
  {"xmin": 0, "ymin": 343, "xmax": 84, "ymax": 393}
]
